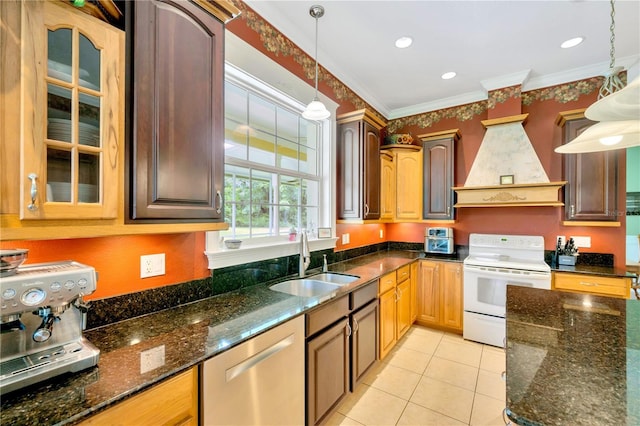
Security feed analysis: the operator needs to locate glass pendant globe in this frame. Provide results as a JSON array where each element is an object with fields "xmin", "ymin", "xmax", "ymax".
[{"xmin": 302, "ymin": 99, "xmax": 330, "ymax": 120}]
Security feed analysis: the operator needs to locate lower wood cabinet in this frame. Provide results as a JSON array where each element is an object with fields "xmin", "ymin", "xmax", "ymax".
[
  {"xmin": 553, "ymin": 272, "xmax": 631, "ymax": 299},
  {"xmin": 306, "ymin": 282, "xmax": 379, "ymax": 425},
  {"xmin": 417, "ymin": 260, "xmax": 463, "ymax": 332},
  {"xmin": 79, "ymin": 367, "xmax": 198, "ymax": 426},
  {"xmin": 378, "ymin": 263, "xmax": 415, "ymax": 360}
]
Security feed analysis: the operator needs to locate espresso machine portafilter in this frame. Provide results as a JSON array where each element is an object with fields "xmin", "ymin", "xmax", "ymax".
[{"xmin": 0, "ymin": 251, "xmax": 100, "ymax": 394}]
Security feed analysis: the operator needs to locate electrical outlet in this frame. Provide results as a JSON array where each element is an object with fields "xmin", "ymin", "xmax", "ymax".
[
  {"xmin": 570, "ymin": 236, "xmax": 591, "ymax": 248},
  {"xmin": 379, "ymin": 229, "xmax": 384, "ymax": 239},
  {"xmin": 342, "ymin": 233, "xmax": 350, "ymax": 244},
  {"xmin": 140, "ymin": 345, "xmax": 165, "ymax": 374},
  {"xmin": 140, "ymin": 253, "xmax": 165, "ymax": 278}
]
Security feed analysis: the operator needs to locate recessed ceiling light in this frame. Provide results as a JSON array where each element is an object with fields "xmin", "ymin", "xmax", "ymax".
[
  {"xmin": 561, "ymin": 37, "xmax": 584, "ymax": 49},
  {"xmin": 395, "ymin": 36, "xmax": 413, "ymax": 49},
  {"xmin": 441, "ymin": 72, "xmax": 457, "ymax": 80}
]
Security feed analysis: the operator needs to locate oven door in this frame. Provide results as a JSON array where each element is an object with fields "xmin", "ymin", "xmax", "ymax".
[{"xmin": 463, "ymin": 264, "xmax": 551, "ymax": 318}]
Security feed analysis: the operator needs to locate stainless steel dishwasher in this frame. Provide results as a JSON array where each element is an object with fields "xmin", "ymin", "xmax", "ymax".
[{"xmin": 201, "ymin": 315, "xmax": 305, "ymax": 425}]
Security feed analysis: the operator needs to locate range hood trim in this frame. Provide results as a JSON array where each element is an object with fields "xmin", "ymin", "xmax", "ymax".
[{"xmin": 453, "ymin": 181, "xmax": 566, "ymax": 208}]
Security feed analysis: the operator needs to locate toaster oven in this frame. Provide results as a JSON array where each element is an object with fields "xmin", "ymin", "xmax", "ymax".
[{"xmin": 425, "ymin": 227, "xmax": 454, "ymax": 254}]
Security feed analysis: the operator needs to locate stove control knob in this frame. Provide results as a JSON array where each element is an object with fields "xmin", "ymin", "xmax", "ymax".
[{"xmin": 50, "ymin": 282, "xmax": 62, "ymax": 292}]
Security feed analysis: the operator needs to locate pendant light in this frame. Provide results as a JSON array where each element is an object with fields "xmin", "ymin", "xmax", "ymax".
[
  {"xmin": 302, "ymin": 5, "xmax": 330, "ymax": 121},
  {"xmin": 556, "ymin": 0, "xmax": 640, "ymax": 154}
]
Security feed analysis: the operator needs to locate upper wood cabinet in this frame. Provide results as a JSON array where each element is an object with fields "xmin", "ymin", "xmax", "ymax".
[
  {"xmin": 419, "ymin": 129, "xmax": 459, "ymax": 220},
  {"xmin": 556, "ymin": 110, "xmax": 618, "ymax": 223},
  {"xmin": 126, "ymin": 0, "xmax": 237, "ymax": 222},
  {"xmin": 337, "ymin": 109, "xmax": 385, "ymax": 221},
  {"xmin": 2, "ymin": 0, "xmax": 124, "ymax": 223},
  {"xmin": 379, "ymin": 145, "xmax": 423, "ymax": 222}
]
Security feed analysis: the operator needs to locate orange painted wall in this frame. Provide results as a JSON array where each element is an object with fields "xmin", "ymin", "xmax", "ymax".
[{"xmin": 0, "ymin": 233, "xmax": 209, "ymax": 300}]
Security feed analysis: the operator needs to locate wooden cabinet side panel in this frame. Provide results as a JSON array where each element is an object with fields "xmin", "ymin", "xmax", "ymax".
[
  {"xmin": 307, "ymin": 319, "xmax": 350, "ymax": 426},
  {"xmin": 410, "ymin": 261, "xmax": 418, "ymax": 323},
  {"xmin": 363, "ymin": 122, "xmax": 381, "ymax": 219},
  {"xmin": 79, "ymin": 368, "xmax": 198, "ymax": 426}
]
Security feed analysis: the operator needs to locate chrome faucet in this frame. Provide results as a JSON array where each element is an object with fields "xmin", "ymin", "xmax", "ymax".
[{"xmin": 299, "ymin": 229, "xmax": 310, "ymax": 277}]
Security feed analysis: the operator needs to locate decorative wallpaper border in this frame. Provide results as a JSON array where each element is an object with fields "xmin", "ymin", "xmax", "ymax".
[
  {"xmin": 229, "ymin": 2, "xmax": 618, "ymax": 133},
  {"xmin": 228, "ymin": 0, "xmax": 386, "ymax": 122}
]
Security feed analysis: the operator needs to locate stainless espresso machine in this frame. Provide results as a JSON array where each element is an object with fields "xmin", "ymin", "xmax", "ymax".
[{"xmin": 0, "ymin": 250, "xmax": 100, "ymax": 394}]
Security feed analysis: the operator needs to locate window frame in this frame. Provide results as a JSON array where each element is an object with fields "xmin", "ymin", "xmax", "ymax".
[{"xmin": 205, "ymin": 64, "xmax": 336, "ymax": 270}]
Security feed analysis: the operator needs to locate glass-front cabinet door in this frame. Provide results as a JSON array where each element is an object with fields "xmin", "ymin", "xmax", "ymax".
[{"xmin": 20, "ymin": 0, "xmax": 123, "ymax": 220}]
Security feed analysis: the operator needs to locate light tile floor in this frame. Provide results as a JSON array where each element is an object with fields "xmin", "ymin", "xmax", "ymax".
[{"xmin": 327, "ymin": 325, "xmax": 506, "ymax": 426}]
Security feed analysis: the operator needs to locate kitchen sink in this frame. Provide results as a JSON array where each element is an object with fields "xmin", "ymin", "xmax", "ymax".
[
  {"xmin": 307, "ymin": 273, "xmax": 359, "ymax": 285},
  {"xmin": 269, "ymin": 279, "xmax": 342, "ymax": 299}
]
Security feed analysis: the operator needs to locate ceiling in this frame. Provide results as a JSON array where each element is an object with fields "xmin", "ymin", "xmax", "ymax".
[{"xmin": 244, "ymin": 0, "xmax": 640, "ymax": 120}]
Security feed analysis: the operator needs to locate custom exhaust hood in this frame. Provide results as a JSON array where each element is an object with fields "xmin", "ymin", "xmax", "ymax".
[{"xmin": 453, "ymin": 114, "xmax": 566, "ymax": 207}]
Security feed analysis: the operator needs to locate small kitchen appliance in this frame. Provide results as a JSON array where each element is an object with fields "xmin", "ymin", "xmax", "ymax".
[
  {"xmin": 0, "ymin": 256, "xmax": 100, "ymax": 394},
  {"xmin": 425, "ymin": 227, "xmax": 454, "ymax": 254},
  {"xmin": 463, "ymin": 234, "xmax": 551, "ymax": 347}
]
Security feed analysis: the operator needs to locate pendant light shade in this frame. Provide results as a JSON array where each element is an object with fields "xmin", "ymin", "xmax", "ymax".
[
  {"xmin": 556, "ymin": 0, "xmax": 640, "ymax": 154},
  {"xmin": 302, "ymin": 5, "xmax": 330, "ymax": 121}
]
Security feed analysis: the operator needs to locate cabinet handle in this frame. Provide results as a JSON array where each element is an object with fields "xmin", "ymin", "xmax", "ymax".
[
  {"xmin": 395, "ymin": 288, "xmax": 401, "ymax": 302},
  {"xmin": 215, "ymin": 190, "xmax": 222, "ymax": 214},
  {"xmin": 353, "ymin": 317, "xmax": 359, "ymax": 333},
  {"xmin": 346, "ymin": 322, "xmax": 352, "ymax": 337},
  {"xmin": 447, "ymin": 206, "xmax": 450, "ymax": 216},
  {"xmin": 570, "ymin": 204, "xmax": 575, "ymax": 218},
  {"xmin": 502, "ymin": 408, "xmax": 512, "ymax": 425},
  {"xmin": 27, "ymin": 173, "xmax": 38, "ymax": 211},
  {"xmin": 579, "ymin": 281, "xmax": 598, "ymax": 287},
  {"xmin": 364, "ymin": 203, "xmax": 370, "ymax": 218}
]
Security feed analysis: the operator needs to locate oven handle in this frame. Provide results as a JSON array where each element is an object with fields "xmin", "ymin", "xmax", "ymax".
[{"xmin": 463, "ymin": 265, "xmax": 551, "ymax": 280}]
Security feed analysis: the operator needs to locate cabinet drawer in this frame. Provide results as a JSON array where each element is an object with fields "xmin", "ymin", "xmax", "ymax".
[
  {"xmin": 553, "ymin": 273, "xmax": 630, "ymax": 298},
  {"xmin": 379, "ymin": 272, "xmax": 397, "ymax": 295},
  {"xmin": 80, "ymin": 367, "xmax": 198, "ymax": 425},
  {"xmin": 306, "ymin": 295, "xmax": 350, "ymax": 337},
  {"xmin": 351, "ymin": 281, "xmax": 378, "ymax": 311},
  {"xmin": 397, "ymin": 264, "xmax": 410, "ymax": 283}
]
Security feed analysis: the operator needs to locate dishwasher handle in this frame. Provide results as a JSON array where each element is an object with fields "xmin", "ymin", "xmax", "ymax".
[{"xmin": 225, "ymin": 333, "xmax": 295, "ymax": 382}]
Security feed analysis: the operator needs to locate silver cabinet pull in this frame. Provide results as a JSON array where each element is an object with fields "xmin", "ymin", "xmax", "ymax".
[
  {"xmin": 27, "ymin": 173, "xmax": 38, "ymax": 211},
  {"xmin": 225, "ymin": 333, "xmax": 295, "ymax": 382},
  {"xmin": 346, "ymin": 322, "xmax": 352, "ymax": 337},
  {"xmin": 215, "ymin": 190, "xmax": 222, "ymax": 214},
  {"xmin": 364, "ymin": 203, "xmax": 370, "ymax": 218},
  {"xmin": 570, "ymin": 204, "xmax": 575, "ymax": 217},
  {"xmin": 352, "ymin": 317, "xmax": 359, "ymax": 333}
]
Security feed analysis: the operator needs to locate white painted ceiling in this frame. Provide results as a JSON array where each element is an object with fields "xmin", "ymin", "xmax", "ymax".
[{"xmin": 244, "ymin": 0, "xmax": 640, "ymax": 119}]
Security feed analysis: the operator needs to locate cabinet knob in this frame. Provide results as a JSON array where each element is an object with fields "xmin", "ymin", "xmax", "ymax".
[{"xmin": 27, "ymin": 173, "xmax": 38, "ymax": 211}]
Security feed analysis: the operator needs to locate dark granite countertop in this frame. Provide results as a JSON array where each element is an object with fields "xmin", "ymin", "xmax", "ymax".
[
  {"xmin": 552, "ymin": 264, "xmax": 636, "ymax": 279},
  {"xmin": 0, "ymin": 251, "xmax": 425, "ymax": 426},
  {"xmin": 506, "ymin": 286, "xmax": 640, "ymax": 426}
]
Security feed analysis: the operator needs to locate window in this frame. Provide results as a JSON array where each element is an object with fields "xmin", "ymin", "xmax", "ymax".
[{"xmin": 222, "ymin": 73, "xmax": 322, "ymax": 239}]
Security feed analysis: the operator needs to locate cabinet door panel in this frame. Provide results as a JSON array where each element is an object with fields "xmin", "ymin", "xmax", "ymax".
[
  {"xmin": 351, "ymin": 301, "xmax": 378, "ymax": 389},
  {"xmin": 441, "ymin": 263, "xmax": 463, "ymax": 331},
  {"xmin": 418, "ymin": 261, "xmax": 439, "ymax": 325},
  {"xmin": 395, "ymin": 150, "xmax": 422, "ymax": 220},
  {"xmin": 562, "ymin": 117, "xmax": 617, "ymax": 221},
  {"xmin": 423, "ymin": 137, "xmax": 454, "ymax": 220},
  {"xmin": 378, "ymin": 289, "xmax": 397, "ymax": 359},
  {"xmin": 337, "ymin": 122, "xmax": 361, "ymax": 219},
  {"xmin": 307, "ymin": 319, "xmax": 350, "ymax": 426},
  {"xmin": 380, "ymin": 153, "xmax": 395, "ymax": 220},
  {"xmin": 129, "ymin": 0, "xmax": 224, "ymax": 220},
  {"xmin": 396, "ymin": 278, "xmax": 412, "ymax": 339},
  {"xmin": 363, "ymin": 122, "xmax": 381, "ymax": 219}
]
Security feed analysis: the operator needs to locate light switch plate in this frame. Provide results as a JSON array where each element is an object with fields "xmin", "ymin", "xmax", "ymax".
[{"xmin": 342, "ymin": 233, "xmax": 350, "ymax": 244}]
